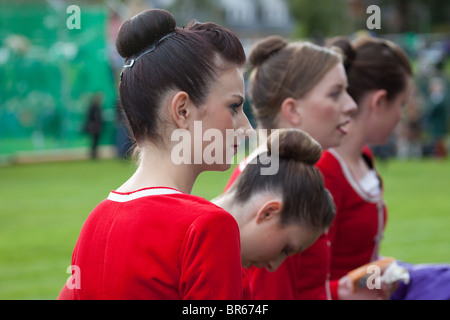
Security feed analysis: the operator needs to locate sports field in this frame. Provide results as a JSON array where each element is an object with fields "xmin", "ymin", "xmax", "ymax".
[{"xmin": 0, "ymin": 156, "xmax": 449, "ymax": 299}]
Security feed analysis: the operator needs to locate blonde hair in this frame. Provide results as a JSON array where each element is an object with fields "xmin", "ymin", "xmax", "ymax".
[{"xmin": 248, "ymin": 36, "xmax": 342, "ymax": 129}]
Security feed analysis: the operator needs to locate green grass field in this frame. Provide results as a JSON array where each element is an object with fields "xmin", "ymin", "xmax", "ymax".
[{"xmin": 0, "ymin": 156, "xmax": 449, "ymax": 299}]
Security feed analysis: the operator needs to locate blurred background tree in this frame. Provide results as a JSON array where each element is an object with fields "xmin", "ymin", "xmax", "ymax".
[
  {"xmin": 287, "ymin": 0, "xmax": 450, "ymax": 40},
  {"xmin": 0, "ymin": 0, "xmax": 448, "ymax": 163},
  {"xmin": 287, "ymin": 0, "xmax": 355, "ymax": 42}
]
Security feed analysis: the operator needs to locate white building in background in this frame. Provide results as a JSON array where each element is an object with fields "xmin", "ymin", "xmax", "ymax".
[
  {"xmin": 147, "ymin": 0, "xmax": 292, "ymax": 30},
  {"xmin": 219, "ymin": 0, "xmax": 257, "ymax": 27},
  {"xmin": 108, "ymin": 0, "xmax": 293, "ymax": 65},
  {"xmin": 260, "ymin": 0, "xmax": 291, "ymax": 28},
  {"xmin": 146, "ymin": 0, "xmax": 294, "ymax": 51},
  {"xmin": 218, "ymin": 0, "xmax": 293, "ymax": 34}
]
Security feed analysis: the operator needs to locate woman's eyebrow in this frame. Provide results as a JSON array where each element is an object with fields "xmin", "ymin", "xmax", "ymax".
[
  {"xmin": 330, "ymin": 82, "xmax": 348, "ymax": 90},
  {"xmin": 232, "ymin": 94, "xmax": 245, "ymax": 104},
  {"xmin": 228, "ymin": 94, "xmax": 244, "ymax": 106}
]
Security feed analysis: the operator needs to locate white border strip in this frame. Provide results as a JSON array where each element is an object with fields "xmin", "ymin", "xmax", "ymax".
[
  {"xmin": 107, "ymin": 188, "xmax": 183, "ymax": 203},
  {"xmin": 328, "ymin": 149, "xmax": 382, "ymax": 203}
]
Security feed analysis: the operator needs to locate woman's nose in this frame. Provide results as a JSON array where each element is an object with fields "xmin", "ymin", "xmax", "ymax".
[{"xmin": 343, "ymin": 91, "xmax": 357, "ymax": 116}]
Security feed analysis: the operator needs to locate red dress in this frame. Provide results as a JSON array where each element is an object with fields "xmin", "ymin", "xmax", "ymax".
[
  {"xmin": 318, "ymin": 148, "xmax": 387, "ymax": 282},
  {"xmin": 58, "ymin": 187, "xmax": 245, "ymax": 300}
]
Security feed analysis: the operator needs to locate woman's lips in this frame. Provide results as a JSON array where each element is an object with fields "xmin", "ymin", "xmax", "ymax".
[{"xmin": 337, "ymin": 121, "xmax": 350, "ymax": 134}]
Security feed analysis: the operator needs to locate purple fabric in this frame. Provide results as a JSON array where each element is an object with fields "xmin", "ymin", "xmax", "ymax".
[{"xmin": 390, "ymin": 261, "xmax": 450, "ymax": 300}]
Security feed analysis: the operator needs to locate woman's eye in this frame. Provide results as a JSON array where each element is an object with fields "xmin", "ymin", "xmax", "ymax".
[
  {"xmin": 330, "ymin": 91, "xmax": 341, "ymax": 99},
  {"xmin": 282, "ymin": 247, "xmax": 290, "ymax": 256},
  {"xmin": 229, "ymin": 103, "xmax": 241, "ymax": 113}
]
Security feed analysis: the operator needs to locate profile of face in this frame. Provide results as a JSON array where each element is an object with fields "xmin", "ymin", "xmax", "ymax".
[
  {"xmin": 172, "ymin": 66, "xmax": 253, "ymax": 171},
  {"xmin": 188, "ymin": 67, "xmax": 253, "ymax": 171},
  {"xmin": 239, "ymin": 198, "xmax": 321, "ymax": 272},
  {"xmin": 295, "ymin": 63, "xmax": 357, "ymax": 149},
  {"xmin": 369, "ymin": 77, "xmax": 413, "ymax": 145}
]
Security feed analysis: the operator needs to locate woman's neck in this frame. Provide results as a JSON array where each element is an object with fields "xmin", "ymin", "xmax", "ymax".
[
  {"xmin": 333, "ymin": 117, "xmax": 371, "ymax": 179},
  {"xmin": 116, "ymin": 142, "xmax": 200, "ymax": 194}
]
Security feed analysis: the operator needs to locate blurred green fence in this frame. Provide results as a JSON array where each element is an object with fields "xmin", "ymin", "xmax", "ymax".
[{"xmin": 0, "ymin": 1, "xmax": 118, "ymax": 162}]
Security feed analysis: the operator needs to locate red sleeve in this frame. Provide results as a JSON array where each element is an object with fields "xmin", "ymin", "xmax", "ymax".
[
  {"xmin": 57, "ymin": 284, "xmax": 74, "ymax": 300},
  {"xmin": 317, "ymin": 150, "xmax": 345, "ymax": 300},
  {"xmin": 316, "ymin": 151, "xmax": 345, "ymax": 245},
  {"xmin": 179, "ymin": 210, "xmax": 243, "ymax": 300},
  {"xmin": 57, "ymin": 241, "xmax": 80, "ymax": 300}
]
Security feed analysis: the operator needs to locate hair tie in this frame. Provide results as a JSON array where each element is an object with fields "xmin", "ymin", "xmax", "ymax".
[{"xmin": 122, "ymin": 32, "xmax": 176, "ymax": 70}]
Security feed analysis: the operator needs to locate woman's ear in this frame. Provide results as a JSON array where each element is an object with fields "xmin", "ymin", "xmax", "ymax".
[
  {"xmin": 170, "ymin": 91, "xmax": 193, "ymax": 129},
  {"xmin": 255, "ymin": 199, "xmax": 282, "ymax": 224},
  {"xmin": 280, "ymin": 97, "xmax": 302, "ymax": 126},
  {"xmin": 368, "ymin": 89, "xmax": 388, "ymax": 115}
]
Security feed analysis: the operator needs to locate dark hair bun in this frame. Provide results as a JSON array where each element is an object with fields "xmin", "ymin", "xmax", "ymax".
[
  {"xmin": 249, "ymin": 35, "xmax": 288, "ymax": 68},
  {"xmin": 116, "ymin": 9, "xmax": 176, "ymax": 58},
  {"xmin": 267, "ymin": 128, "xmax": 322, "ymax": 165},
  {"xmin": 327, "ymin": 36, "xmax": 355, "ymax": 71}
]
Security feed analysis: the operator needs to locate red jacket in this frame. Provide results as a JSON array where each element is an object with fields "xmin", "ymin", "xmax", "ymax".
[
  {"xmin": 58, "ymin": 187, "xmax": 245, "ymax": 300},
  {"xmin": 319, "ymin": 148, "xmax": 387, "ymax": 281}
]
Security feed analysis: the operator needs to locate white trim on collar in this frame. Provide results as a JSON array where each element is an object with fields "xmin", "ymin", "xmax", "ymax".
[
  {"xmin": 107, "ymin": 188, "xmax": 183, "ymax": 203},
  {"xmin": 328, "ymin": 148, "xmax": 382, "ymax": 203}
]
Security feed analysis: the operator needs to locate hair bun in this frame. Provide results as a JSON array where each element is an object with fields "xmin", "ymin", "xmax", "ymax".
[
  {"xmin": 116, "ymin": 9, "xmax": 176, "ymax": 58},
  {"xmin": 327, "ymin": 36, "xmax": 355, "ymax": 71},
  {"xmin": 249, "ymin": 35, "xmax": 288, "ymax": 67},
  {"xmin": 267, "ymin": 129, "xmax": 322, "ymax": 165}
]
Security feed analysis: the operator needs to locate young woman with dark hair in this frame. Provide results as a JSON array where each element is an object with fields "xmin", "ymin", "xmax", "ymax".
[
  {"xmin": 58, "ymin": 9, "xmax": 252, "ymax": 300},
  {"xmin": 214, "ymin": 129, "xmax": 335, "ymax": 273}
]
